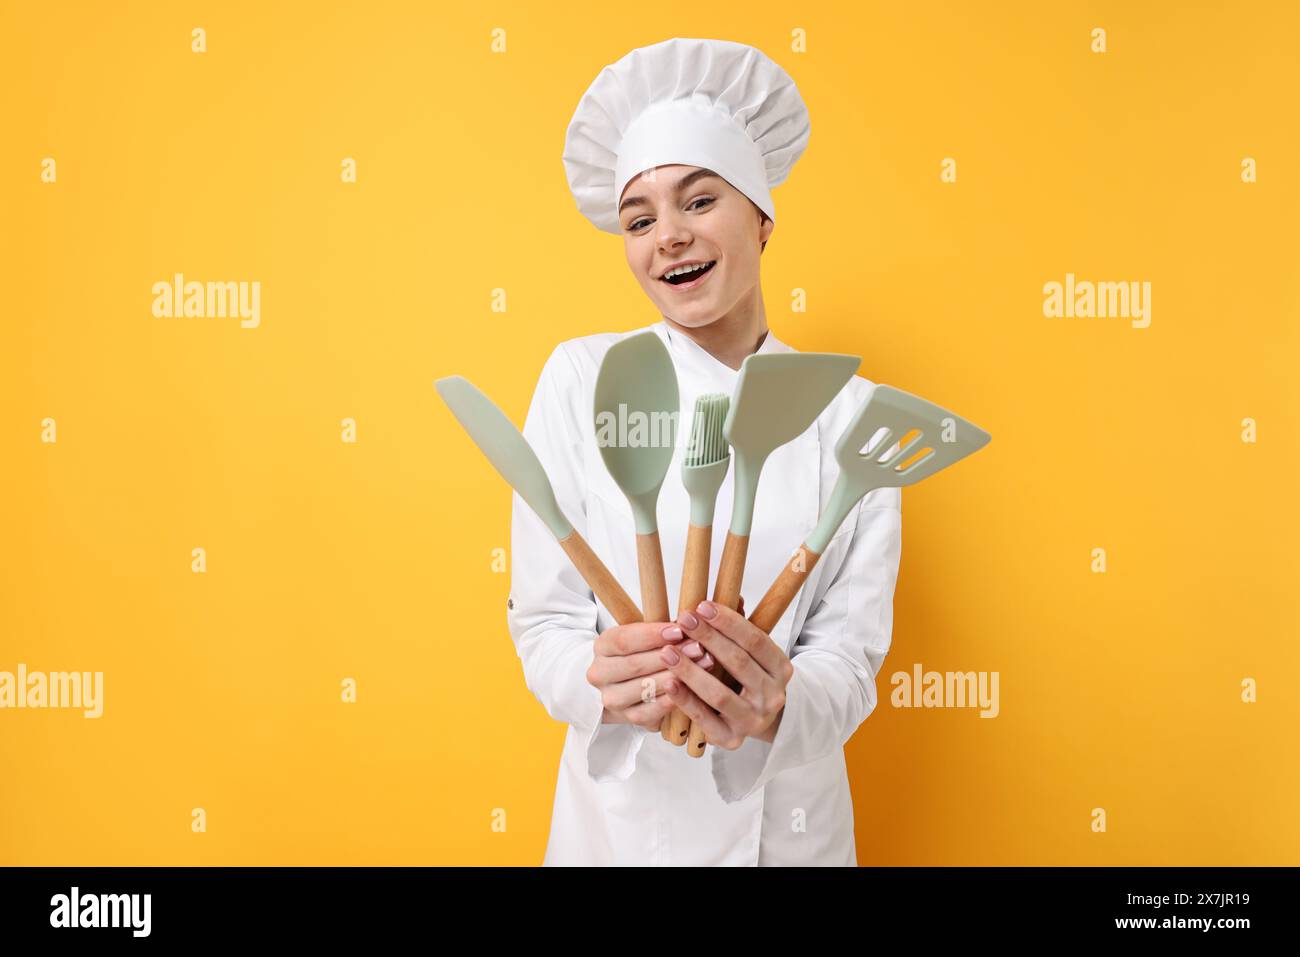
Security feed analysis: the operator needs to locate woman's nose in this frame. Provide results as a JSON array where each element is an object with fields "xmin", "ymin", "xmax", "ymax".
[{"xmin": 653, "ymin": 213, "xmax": 690, "ymax": 249}]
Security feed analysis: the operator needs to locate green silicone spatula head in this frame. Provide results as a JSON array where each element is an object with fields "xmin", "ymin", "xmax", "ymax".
[
  {"xmin": 593, "ymin": 331, "xmax": 679, "ymax": 535},
  {"xmin": 806, "ymin": 384, "xmax": 992, "ymax": 554},
  {"xmin": 725, "ymin": 352, "xmax": 861, "ymax": 535},
  {"xmin": 436, "ymin": 373, "xmax": 646, "ymax": 627},
  {"xmin": 434, "ymin": 375, "xmax": 572, "ymax": 540}
]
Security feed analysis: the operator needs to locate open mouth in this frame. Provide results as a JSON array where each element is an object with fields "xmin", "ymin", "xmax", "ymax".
[{"xmin": 660, "ymin": 261, "xmax": 717, "ymax": 286}]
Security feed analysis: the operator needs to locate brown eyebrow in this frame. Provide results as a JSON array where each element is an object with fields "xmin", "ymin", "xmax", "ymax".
[{"xmin": 618, "ymin": 169, "xmax": 722, "ymax": 216}]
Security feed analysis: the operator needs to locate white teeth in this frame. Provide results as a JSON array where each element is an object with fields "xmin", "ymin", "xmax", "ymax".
[{"xmin": 662, "ymin": 261, "xmax": 714, "ymax": 280}]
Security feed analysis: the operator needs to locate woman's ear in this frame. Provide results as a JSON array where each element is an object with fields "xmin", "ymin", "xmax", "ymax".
[{"xmin": 759, "ymin": 213, "xmax": 773, "ymax": 254}]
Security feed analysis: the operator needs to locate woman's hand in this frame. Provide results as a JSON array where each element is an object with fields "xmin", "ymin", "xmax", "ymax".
[
  {"xmin": 587, "ymin": 622, "xmax": 714, "ymax": 731},
  {"xmin": 658, "ymin": 600, "xmax": 792, "ymax": 749}
]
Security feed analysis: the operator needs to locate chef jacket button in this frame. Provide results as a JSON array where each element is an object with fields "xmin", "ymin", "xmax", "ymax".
[{"xmin": 507, "ymin": 597, "xmax": 514, "ymax": 610}]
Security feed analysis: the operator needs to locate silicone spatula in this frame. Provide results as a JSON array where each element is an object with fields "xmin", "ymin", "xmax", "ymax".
[
  {"xmin": 686, "ymin": 351, "xmax": 860, "ymax": 757},
  {"xmin": 435, "ymin": 375, "xmax": 642, "ymax": 626},
  {"xmin": 747, "ymin": 384, "xmax": 991, "ymax": 634},
  {"xmin": 593, "ymin": 331, "xmax": 679, "ymax": 626},
  {"xmin": 661, "ymin": 393, "xmax": 730, "ymax": 745}
]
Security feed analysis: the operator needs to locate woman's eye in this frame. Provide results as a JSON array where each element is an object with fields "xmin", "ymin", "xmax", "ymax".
[{"xmin": 626, "ymin": 198, "xmax": 713, "ymax": 232}]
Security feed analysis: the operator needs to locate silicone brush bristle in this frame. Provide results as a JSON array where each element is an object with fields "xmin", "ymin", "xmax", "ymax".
[{"xmin": 685, "ymin": 394, "xmax": 730, "ymax": 467}]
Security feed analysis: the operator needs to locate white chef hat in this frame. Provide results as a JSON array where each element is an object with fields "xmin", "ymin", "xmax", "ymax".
[{"xmin": 562, "ymin": 37, "xmax": 811, "ymax": 235}]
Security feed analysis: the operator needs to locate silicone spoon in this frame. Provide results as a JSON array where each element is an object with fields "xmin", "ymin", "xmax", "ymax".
[{"xmin": 592, "ymin": 331, "xmax": 679, "ymax": 627}]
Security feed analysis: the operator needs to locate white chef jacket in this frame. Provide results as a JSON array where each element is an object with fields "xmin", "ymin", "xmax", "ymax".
[{"xmin": 506, "ymin": 319, "xmax": 903, "ymax": 866}]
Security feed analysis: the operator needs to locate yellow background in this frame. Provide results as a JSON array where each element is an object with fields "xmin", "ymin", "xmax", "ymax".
[{"xmin": 2, "ymin": 1, "xmax": 1296, "ymax": 865}]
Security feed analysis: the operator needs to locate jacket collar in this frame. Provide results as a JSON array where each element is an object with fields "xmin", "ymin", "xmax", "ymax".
[{"xmin": 649, "ymin": 319, "xmax": 787, "ymax": 392}]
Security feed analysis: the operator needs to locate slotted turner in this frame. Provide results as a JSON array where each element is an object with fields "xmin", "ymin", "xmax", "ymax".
[{"xmin": 748, "ymin": 384, "xmax": 992, "ymax": 634}]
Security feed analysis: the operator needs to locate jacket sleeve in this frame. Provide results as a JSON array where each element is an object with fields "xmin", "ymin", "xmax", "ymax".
[
  {"xmin": 504, "ymin": 344, "xmax": 649, "ymax": 782},
  {"xmin": 711, "ymin": 492, "xmax": 903, "ymax": 803}
]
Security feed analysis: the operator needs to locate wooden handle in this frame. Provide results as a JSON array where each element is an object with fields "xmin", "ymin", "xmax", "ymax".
[
  {"xmin": 686, "ymin": 539, "xmax": 821, "ymax": 756},
  {"xmin": 685, "ymin": 657, "xmax": 729, "ymax": 757},
  {"xmin": 685, "ymin": 531, "xmax": 751, "ymax": 757},
  {"xmin": 665, "ymin": 702, "xmax": 692, "ymax": 746},
  {"xmin": 633, "ymin": 530, "xmax": 675, "ymax": 742},
  {"xmin": 749, "ymin": 545, "xmax": 822, "ymax": 634},
  {"xmin": 635, "ymin": 531, "xmax": 670, "ymax": 623},
  {"xmin": 558, "ymin": 530, "xmax": 642, "ymax": 626},
  {"xmin": 686, "ymin": 708, "xmax": 707, "ymax": 755},
  {"xmin": 711, "ymin": 531, "xmax": 749, "ymax": 611},
  {"xmin": 663, "ymin": 524, "xmax": 712, "ymax": 746},
  {"xmin": 679, "ymin": 524, "xmax": 713, "ymax": 613}
]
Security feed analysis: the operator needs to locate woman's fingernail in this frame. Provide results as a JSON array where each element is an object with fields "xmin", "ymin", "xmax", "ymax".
[
  {"xmin": 661, "ymin": 625, "xmax": 683, "ymax": 641},
  {"xmin": 696, "ymin": 601, "xmax": 717, "ymax": 619},
  {"xmin": 683, "ymin": 641, "xmax": 703, "ymax": 658},
  {"xmin": 662, "ymin": 646, "xmax": 680, "ymax": 666},
  {"xmin": 679, "ymin": 611, "xmax": 699, "ymax": 629},
  {"xmin": 699, "ymin": 654, "xmax": 713, "ymax": 669}
]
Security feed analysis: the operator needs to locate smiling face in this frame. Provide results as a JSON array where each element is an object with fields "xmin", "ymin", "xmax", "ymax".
[{"xmin": 618, "ymin": 165, "xmax": 774, "ymax": 330}]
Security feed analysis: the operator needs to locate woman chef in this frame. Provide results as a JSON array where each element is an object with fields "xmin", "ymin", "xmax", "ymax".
[{"xmin": 506, "ymin": 37, "xmax": 903, "ymax": 866}]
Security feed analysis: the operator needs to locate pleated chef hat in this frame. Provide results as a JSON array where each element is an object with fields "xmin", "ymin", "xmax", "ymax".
[{"xmin": 563, "ymin": 37, "xmax": 811, "ymax": 235}]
